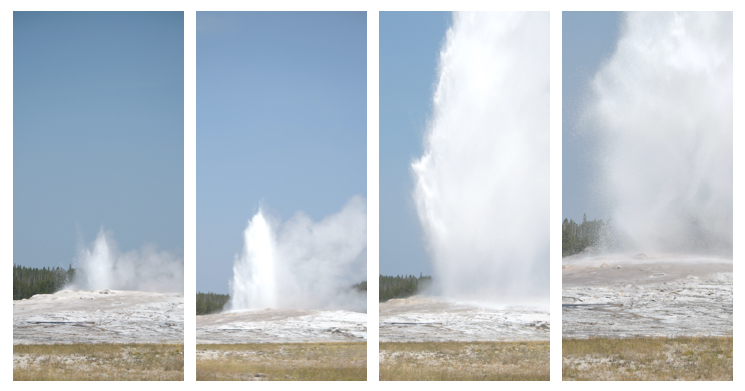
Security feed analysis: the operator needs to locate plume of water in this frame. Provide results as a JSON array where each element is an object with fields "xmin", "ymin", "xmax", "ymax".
[
  {"xmin": 585, "ymin": 12, "xmax": 732, "ymax": 255},
  {"xmin": 70, "ymin": 227, "xmax": 184, "ymax": 292},
  {"xmin": 412, "ymin": 12, "xmax": 549, "ymax": 304},
  {"xmin": 229, "ymin": 195, "xmax": 367, "ymax": 312}
]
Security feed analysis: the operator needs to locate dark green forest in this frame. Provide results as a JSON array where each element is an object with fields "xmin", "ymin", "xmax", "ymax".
[
  {"xmin": 13, "ymin": 264, "xmax": 75, "ymax": 300},
  {"xmin": 352, "ymin": 280, "xmax": 366, "ymax": 292},
  {"xmin": 196, "ymin": 292, "xmax": 230, "ymax": 315},
  {"xmin": 562, "ymin": 214, "xmax": 607, "ymax": 257},
  {"xmin": 379, "ymin": 274, "xmax": 432, "ymax": 302}
]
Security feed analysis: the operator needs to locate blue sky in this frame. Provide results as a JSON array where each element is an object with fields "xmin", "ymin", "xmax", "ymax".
[
  {"xmin": 562, "ymin": 11, "xmax": 621, "ymax": 222},
  {"xmin": 14, "ymin": 12, "xmax": 184, "ymax": 268},
  {"xmin": 379, "ymin": 12, "xmax": 451, "ymax": 277},
  {"xmin": 196, "ymin": 12, "xmax": 367, "ymax": 294}
]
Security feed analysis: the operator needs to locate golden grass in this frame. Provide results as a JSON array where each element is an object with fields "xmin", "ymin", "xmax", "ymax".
[
  {"xmin": 379, "ymin": 341, "xmax": 550, "ymax": 381},
  {"xmin": 563, "ymin": 336, "xmax": 733, "ymax": 381},
  {"xmin": 13, "ymin": 343, "xmax": 184, "ymax": 381},
  {"xmin": 196, "ymin": 342, "xmax": 366, "ymax": 381}
]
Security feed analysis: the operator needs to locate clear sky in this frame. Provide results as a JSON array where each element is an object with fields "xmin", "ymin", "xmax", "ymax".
[
  {"xmin": 196, "ymin": 12, "xmax": 367, "ymax": 294},
  {"xmin": 562, "ymin": 11, "xmax": 621, "ymax": 223},
  {"xmin": 379, "ymin": 12, "xmax": 451, "ymax": 277},
  {"xmin": 14, "ymin": 12, "xmax": 184, "ymax": 269}
]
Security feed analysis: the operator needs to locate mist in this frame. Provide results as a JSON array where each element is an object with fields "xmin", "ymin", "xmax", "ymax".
[
  {"xmin": 412, "ymin": 12, "xmax": 549, "ymax": 304},
  {"xmin": 69, "ymin": 227, "xmax": 184, "ymax": 292},
  {"xmin": 585, "ymin": 12, "xmax": 732, "ymax": 255},
  {"xmin": 229, "ymin": 195, "xmax": 367, "ymax": 313}
]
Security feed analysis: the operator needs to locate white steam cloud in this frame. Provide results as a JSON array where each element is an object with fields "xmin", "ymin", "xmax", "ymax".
[
  {"xmin": 229, "ymin": 196, "xmax": 367, "ymax": 313},
  {"xmin": 412, "ymin": 12, "xmax": 549, "ymax": 304},
  {"xmin": 69, "ymin": 227, "xmax": 184, "ymax": 292},
  {"xmin": 586, "ymin": 12, "xmax": 732, "ymax": 254}
]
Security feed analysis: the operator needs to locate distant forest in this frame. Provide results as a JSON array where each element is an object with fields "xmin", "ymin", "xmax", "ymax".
[
  {"xmin": 13, "ymin": 264, "xmax": 75, "ymax": 300},
  {"xmin": 352, "ymin": 280, "xmax": 366, "ymax": 292},
  {"xmin": 562, "ymin": 215, "xmax": 607, "ymax": 257},
  {"xmin": 196, "ymin": 280, "xmax": 368, "ymax": 316},
  {"xmin": 379, "ymin": 274, "xmax": 432, "ymax": 302},
  {"xmin": 196, "ymin": 292, "xmax": 230, "ymax": 315}
]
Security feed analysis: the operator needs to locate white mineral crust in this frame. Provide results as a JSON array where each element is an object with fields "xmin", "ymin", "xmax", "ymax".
[
  {"xmin": 13, "ymin": 289, "xmax": 183, "ymax": 344},
  {"xmin": 379, "ymin": 296, "xmax": 549, "ymax": 342},
  {"xmin": 196, "ymin": 309, "xmax": 367, "ymax": 343},
  {"xmin": 562, "ymin": 253, "xmax": 732, "ymax": 338}
]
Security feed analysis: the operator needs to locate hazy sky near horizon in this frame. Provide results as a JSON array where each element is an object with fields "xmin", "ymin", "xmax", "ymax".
[
  {"xmin": 197, "ymin": 12, "xmax": 367, "ymax": 294},
  {"xmin": 379, "ymin": 12, "xmax": 451, "ymax": 277},
  {"xmin": 562, "ymin": 11, "xmax": 621, "ymax": 222},
  {"xmin": 14, "ymin": 12, "xmax": 184, "ymax": 269}
]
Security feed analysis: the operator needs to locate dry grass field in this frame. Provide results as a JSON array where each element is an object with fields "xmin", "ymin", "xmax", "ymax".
[
  {"xmin": 196, "ymin": 342, "xmax": 366, "ymax": 381},
  {"xmin": 563, "ymin": 336, "xmax": 733, "ymax": 381},
  {"xmin": 379, "ymin": 341, "xmax": 549, "ymax": 381},
  {"xmin": 13, "ymin": 343, "xmax": 184, "ymax": 381}
]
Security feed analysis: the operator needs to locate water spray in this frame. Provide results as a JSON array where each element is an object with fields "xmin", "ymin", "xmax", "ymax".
[
  {"xmin": 229, "ymin": 196, "xmax": 367, "ymax": 312},
  {"xmin": 413, "ymin": 12, "xmax": 549, "ymax": 304}
]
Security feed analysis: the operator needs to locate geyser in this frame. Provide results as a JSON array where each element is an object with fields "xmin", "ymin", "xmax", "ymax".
[
  {"xmin": 229, "ymin": 195, "xmax": 367, "ymax": 312},
  {"xmin": 71, "ymin": 227, "xmax": 184, "ymax": 292},
  {"xmin": 412, "ymin": 12, "xmax": 549, "ymax": 303},
  {"xmin": 585, "ymin": 12, "xmax": 732, "ymax": 254}
]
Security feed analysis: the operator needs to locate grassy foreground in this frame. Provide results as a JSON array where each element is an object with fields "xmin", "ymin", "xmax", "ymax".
[
  {"xmin": 13, "ymin": 343, "xmax": 184, "ymax": 381},
  {"xmin": 563, "ymin": 336, "xmax": 733, "ymax": 381},
  {"xmin": 196, "ymin": 342, "xmax": 366, "ymax": 381},
  {"xmin": 379, "ymin": 341, "xmax": 550, "ymax": 381}
]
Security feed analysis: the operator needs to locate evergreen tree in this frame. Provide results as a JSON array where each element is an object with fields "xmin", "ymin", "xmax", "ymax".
[
  {"xmin": 562, "ymin": 215, "xmax": 608, "ymax": 257},
  {"xmin": 379, "ymin": 274, "xmax": 432, "ymax": 302},
  {"xmin": 13, "ymin": 264, "xmax": 74, "ymax": 300},
  {"xmin": 196, "ymin": 292, "xmax": 230, "ymax": 315}
]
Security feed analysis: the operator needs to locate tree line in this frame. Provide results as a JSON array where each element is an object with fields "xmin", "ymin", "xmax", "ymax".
[
  {"xmin": 379, "ymin": 274, "xmax": 432, "ymax": 302},
  {"xmin": 196, "ymin": 292, "xmax": 230, "ymax": 315},
  {"xmin": 13, "ymin": 264, "xmax": 75, "ymax": 300},
  {"xmin": 352, "ymin": 280, "xmax": 366, "ymax": 292},
  {"xmin": 562, "ymin": 214, "xmax": 608, "ymax": 257}
]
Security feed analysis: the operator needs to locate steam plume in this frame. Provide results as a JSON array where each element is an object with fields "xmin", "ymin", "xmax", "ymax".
[
  {"xmin": 229, "ymin": 195, "xmax": 367, "ymax": 312},
  {"xmin": 585, "ymin": 12, "xmax": 732, "ymax": 254},
  {"xmin": 412, "ymin": 12, "xmax": 549, "ymax": 303},
  {"xmin": 70, "ymin": 227, "xmax": 184, "ymax": 292}
]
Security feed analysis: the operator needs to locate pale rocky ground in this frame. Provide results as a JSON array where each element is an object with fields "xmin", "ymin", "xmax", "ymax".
[
  {"xmin": 562, "ymin": 253, "xmax": 732, "ymax": 338},
  {"xmin": 13, "ymin": 289, "xmax": 184, "ymax": 345},
  {"xmin": 379, "ymin": 296, "xmax": 549, "ymax": 342},
  {"xmin": 196, "ymin": 309, "xmax": 367, "ymax": 343}
]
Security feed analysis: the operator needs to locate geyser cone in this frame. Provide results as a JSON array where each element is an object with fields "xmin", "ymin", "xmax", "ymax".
[
  {"xmin": 229, "ymin": 196, "xmax": 367, "ymax": 312},
  {"xmin": 413, "ymin": 12, "xmax": 549, "ymax": 303},
  {"xmin": 586, "ymin": 12, "xmax": 732, "ymax": 255}
]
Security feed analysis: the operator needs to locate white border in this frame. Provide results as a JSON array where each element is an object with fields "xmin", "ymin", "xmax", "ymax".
[{"xmin": 3, "ymin": 0, "xmax": 741, "ymax": 388}]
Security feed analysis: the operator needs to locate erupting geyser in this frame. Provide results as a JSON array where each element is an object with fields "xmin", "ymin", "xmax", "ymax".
[
  {"xmin": 585, "ymin": 12, "xmax": 732, "ymax": 255},
  {"xmin": 412, "ymin": 12, "xmax": 549, "ymax": 303},
  {"xmin": 71, "ymin": 227, "xmax": 184, "ymax": 292},
  {"xmin": 229, "ymin": 211, "xmax": 278, "ymax": 308},
  {"xmin": 229, "ymin": 196, "xmax": 367, "ymax": 312}
]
